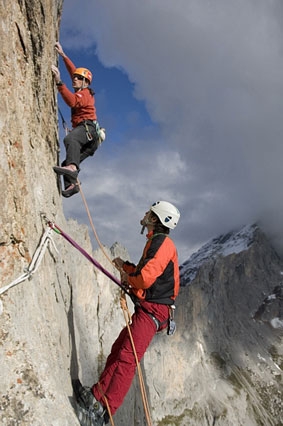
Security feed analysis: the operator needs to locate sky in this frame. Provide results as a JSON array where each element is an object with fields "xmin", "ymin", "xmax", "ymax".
[{"xmin": 56, "ymin": 0, "xmax": 283, "ymax": 264}]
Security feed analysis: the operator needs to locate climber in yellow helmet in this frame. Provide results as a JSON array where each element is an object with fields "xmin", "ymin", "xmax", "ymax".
[{"xmin": 51, "ymin": 41, "xmax": 105, "ymax": 197}]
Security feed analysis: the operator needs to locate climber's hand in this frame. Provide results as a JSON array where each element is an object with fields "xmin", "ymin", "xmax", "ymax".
[
  {"xmin": 54, "ymin": 41, "xmax": 65, "ymax": 57},
  {"xmin": 113, "ymin": 257, "xmax": 125, "ymax": 271},
  {"xmin": 51, "ymin": 65, "xmax": 61, "ymax": 83}
]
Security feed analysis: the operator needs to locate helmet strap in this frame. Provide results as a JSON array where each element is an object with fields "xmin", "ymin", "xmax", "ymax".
[
  {"xmin": 75, "ymin": 78, "xmax": 88, "ymax": 92},
  {"xmin": 140, "ymin": 212, "xmax": 157, "ymax": 234}
]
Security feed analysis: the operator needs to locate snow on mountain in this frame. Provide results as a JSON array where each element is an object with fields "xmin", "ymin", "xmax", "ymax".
[{"xmin": 180, "ymin": 223, "xmax": 258, "ymax": 285}]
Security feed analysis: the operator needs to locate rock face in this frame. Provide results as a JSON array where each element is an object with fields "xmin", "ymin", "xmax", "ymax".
[
  {"xmin": 1, "ymin": 3, "xmax": 283, "ymax": 426},
  {"xmin": 0, "ymin": 2, "xmax": 134, "ymax": 425}
]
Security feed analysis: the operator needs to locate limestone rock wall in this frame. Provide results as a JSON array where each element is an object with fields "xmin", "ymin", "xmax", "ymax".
[
  {"xmin": 0, "ymin": 0, "xmax": 61, "ymax": 280},
  {"xmin": 0, "ymin": 2, "xmax": 131, "ymax": 425}
]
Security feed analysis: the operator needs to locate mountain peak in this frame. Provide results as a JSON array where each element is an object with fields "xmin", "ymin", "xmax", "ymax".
[{"xmin": 180, "ymin": 223, "xmax": 258, "ymax": 285}]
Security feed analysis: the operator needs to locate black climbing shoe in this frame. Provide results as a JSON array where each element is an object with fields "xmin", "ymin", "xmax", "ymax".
[
  {"xmin": 53, "ymin": 166, "xmax": 78, "ymax": 179},
  {"xmin": 73, "ymin": 380, "xmax": 105, "ymax": 426},
  {"xmin": 62, "ymin": 184, "xmax": 80, "ymax": 198}
]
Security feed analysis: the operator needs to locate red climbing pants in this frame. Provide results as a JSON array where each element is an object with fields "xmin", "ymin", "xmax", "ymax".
[{"xmin": 92, "ymin": 301, "xmax": 169, "ymax": 415}]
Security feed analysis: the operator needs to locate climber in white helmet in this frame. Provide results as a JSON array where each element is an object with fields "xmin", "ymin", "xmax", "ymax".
[{"xmin": 73, "ymin": 200, "xmax": 180, "ymax": 426}]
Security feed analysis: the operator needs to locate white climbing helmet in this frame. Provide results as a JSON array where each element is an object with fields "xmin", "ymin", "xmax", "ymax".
[{"xmin": 150, "ymin": 201, "xmax": 180, "ymax": 229}]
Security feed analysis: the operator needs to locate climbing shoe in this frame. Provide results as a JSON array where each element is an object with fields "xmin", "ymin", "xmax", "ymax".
[
  {"xmin": 62, "ymin": 183, "xmax": 80, "ymax": 198},
  {"xmin": 53, "ymin": 166, "xmax": 78, "ymax": 179},
  {"xmin": 73, "ymin": 379, "xmax": 105, "ymax": 426}
]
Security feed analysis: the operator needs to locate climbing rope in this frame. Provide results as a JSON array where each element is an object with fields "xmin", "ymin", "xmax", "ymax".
[
  {"xmin": 95, "ymin": 293, "xmax": 153, "ymax": 426},
  {"xmin": 120, "ymin": 293, "xmax": 153, "ymax": 426},
  {"xmin": 72, "ymin": 185, "xmax": 154, "ymax": 426},
  {"xmin": 0, "ymin": 227, "xmax": 57, "ymax": 297},
  {"xmin": 97, "ymin": 383, "xmax": 115, "ymax": 426},
  {"xmin": 77, "ymin": 181, "xmax": 114, "ymax": 267}
]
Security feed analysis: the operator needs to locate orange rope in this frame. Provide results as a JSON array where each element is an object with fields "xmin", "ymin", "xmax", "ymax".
[
  {"xmin": 97, "ymin": 382, "xmax": 115, "ymax": 426},
  {"xmin": 78, "ymin": 181, "xmax": 114, "ymax": 266},
  {"xmin": 78, "ymin": 182, "xmax": 152, "ymax": 426},
  {"xmin": 120, "ymin": 293, "xmax": 153, "ymax": 426}
]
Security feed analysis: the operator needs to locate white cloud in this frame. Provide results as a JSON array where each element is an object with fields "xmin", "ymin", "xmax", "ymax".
[{"xmin": 60, "ymin": 0, "xmax": 283, "ymax": 263}]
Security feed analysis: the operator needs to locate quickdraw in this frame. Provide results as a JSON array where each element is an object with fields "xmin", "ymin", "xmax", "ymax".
[{"xmin": 83, "ymin": 120, "xmax": 106, "ymax": 145}]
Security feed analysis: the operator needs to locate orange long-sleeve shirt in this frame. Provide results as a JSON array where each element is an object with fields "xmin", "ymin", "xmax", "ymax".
[
  {"xmin": 57, "ymin": 55, "xmax": 97, "ymax": 127},
  {"xmin": 123, "ymin": 231, "xmax": 179, "ymax": 305}
]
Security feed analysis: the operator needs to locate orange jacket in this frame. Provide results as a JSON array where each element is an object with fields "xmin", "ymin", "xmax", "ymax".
[
  {"xmin": 57, "ymin": 55, "xmax": 97, "ymax": 127},
  {"xmin": 123, "ymin": 231, "xmax": 179, "ymax": 305}
]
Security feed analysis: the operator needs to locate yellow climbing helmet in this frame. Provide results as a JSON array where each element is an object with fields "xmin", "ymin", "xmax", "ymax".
[{"xmin": 73, "ymin": 67, "xmax": 92, "ymax": 83}]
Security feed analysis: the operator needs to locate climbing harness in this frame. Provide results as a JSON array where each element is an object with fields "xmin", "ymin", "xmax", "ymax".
[
  {"xmin": 135, "ymin": 302, "xmax": 168, "ymax": 332},
  {"xmin": 83, "ymin": 120, "xmax": 106, "ymax": 145},
  {"xmin": 0, "ymin": 227, "xmax": 57, "ymax": 297},
  {"xmin": 58, "ymin": 108, "xmax": 106, "ymax": 144}
]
